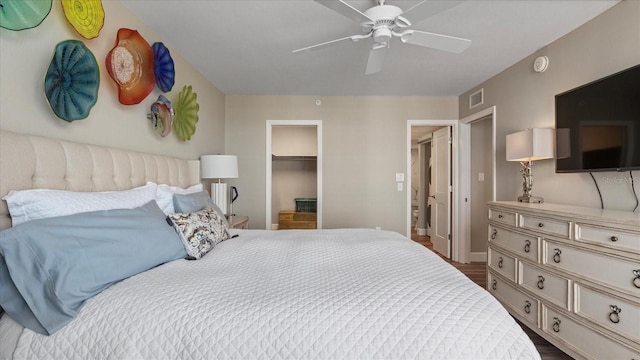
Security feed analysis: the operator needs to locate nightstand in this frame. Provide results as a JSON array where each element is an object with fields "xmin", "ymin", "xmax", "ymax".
[{"xmin": 228, "ymin": 215, "xmax": 249, "ymax": 229}]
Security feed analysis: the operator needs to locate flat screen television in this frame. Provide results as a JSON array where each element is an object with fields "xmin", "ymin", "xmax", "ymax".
[{"xmin": 555, "ymin": 64, "xmax": 640, "ymax": 173}]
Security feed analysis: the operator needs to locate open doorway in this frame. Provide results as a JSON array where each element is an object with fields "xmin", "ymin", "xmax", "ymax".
[
  {"xmin": 266, "ymin": 120, "xmax": 323, "ymax": 230},
  {"xmin": 407, "ymin": 120, "xmax": 459, "ymax": 260},
  {"xmin": 411, "ymin": 127, "xmax": 438, "ymax": 237}
]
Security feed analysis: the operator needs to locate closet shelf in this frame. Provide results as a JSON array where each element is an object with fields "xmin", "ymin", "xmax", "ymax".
[{"xmin": 272, "ymin": 154, "xmax": 317, "ymax": 161}]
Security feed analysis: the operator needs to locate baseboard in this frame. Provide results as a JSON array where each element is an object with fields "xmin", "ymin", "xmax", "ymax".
[
  {"xmin": 470, "ymin": 252, "xmax": 487, "ymax": 263},
  {"xmin": 271, "ymin": 224, "xmax": 279, "ymax": 230},
  {"xmin": 417, "ymin": 228, "xmax": 427, "ymax": 236}
]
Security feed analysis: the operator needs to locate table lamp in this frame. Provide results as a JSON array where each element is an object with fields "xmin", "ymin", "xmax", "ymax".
[
  {"xmin": 506, "ymin": 128, "xmax": 554, "ymax": 203},
  {"xmin": 200, "ymin": 155, "xmax": 238, "ymax": 215}
]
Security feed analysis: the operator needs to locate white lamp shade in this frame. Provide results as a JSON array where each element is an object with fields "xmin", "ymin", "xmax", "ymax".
[
  {"xmin": 200, "ymin": 155, "xmax": 238, "ymax": 179},
  {"xmin": 506, "ymin": 128, "xmax": 555, "ymax": 162}
]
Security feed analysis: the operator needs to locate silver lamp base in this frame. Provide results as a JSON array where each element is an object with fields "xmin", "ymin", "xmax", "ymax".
[{"xmin": 518, "ymin": 195, "xmax": 544, "ymax": 203}]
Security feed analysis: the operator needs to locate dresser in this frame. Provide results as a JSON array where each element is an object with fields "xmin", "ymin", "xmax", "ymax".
[{"xmin": 487, "ymin": 201, "xmax": 639, "ymax": 359}]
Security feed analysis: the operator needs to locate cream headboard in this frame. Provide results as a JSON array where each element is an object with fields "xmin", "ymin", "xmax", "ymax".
[{"xmin": 0, "ymin": 130, "xmax": 200, "ymax": 230}]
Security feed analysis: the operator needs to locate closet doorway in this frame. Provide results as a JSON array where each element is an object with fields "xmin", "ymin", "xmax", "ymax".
[{"xmin": 266, "ymin": 120, "xmax": 323, "ymax": 230}]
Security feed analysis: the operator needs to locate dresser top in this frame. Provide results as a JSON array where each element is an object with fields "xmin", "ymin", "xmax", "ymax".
[{"xmin": 489, "ymin": 201, "xmax": 640, "ymax": 228}]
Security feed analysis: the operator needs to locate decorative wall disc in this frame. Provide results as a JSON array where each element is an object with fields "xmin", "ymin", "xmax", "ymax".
[
  {"xmin": 173, "ymin": 85, "xmax": 199, "ymax": 141},
  {"xmin": 105, "ymin": 28, "xmax": 155, "ymax": 105},
  {"xmin": 44, "ymin": 40, "xmax": 100, "ymax": 122},
  {"xmin": 148, "ymin": 95, "xmax": 174, "ymax": 137},
  {"xmin": 0, "ymin": 0, "xmax": 52, "ymax": 31},
  {"xmin": 61, "ymin": 0, "xmax": 105, "ymax": 39},
  {"xmin": 152, "ymin": 42, "xmax": 175, "ymax": 92}
]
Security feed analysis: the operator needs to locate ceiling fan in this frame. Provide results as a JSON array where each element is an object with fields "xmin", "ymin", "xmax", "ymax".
[{"xmin": 293, "ymin": 0, "xmax": 471, "ymax": 74}]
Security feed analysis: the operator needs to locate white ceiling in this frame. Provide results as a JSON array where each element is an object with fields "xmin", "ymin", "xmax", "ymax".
[{"xmin": 120, "ymin": 0, "xmax": 619, "ymax": 97}]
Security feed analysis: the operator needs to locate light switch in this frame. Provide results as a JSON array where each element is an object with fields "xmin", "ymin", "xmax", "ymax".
[
  {"xmin": 396, "ymin": 173, "xmax": 405, "ymax": 182},
  {"xmin": 478, "ymin": 172, "xmax": 485, "ymax": 182},
  {"xmin": 397, "ymin": 182, "xmax": 403, "ymax": 191}
]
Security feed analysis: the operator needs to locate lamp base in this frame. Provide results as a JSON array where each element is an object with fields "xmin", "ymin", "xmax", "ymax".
[
  {"xmin": 211, "ymin": 182, "xmax": 229, "ymax": 216},
  {"xmin": 518, "ymin": 195, "xmax": 544, "ymax": 203}
]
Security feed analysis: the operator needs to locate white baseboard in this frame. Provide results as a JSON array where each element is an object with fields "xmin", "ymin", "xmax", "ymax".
[
  {"xmin": 470, "ymin": 252, "xmax": 487, "ymax": 263},
  {"xmin": 417, "ymin": 228, "xmax": 427, "ymax": 236}
]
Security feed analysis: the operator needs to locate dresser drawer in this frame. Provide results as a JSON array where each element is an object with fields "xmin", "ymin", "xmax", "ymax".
[
  {"xmin": 575, "ymin": 223, "xmax": 640, "ymax": 255},
  {"xmin": 520, "ymin": 261, "xmax": 570, "ymax": 310},
  {"xmin": 519, "ymin": 214, "xmax": 571, "ymax": 239},
  {"xmin": 543, "ymin": 241, "xmax": 640, "ymax": 296},
  {"xmin": 488, "ymin": 246, "xmax": 517, "ymax": 282},
  {"xmin": 488, "ymin": 272, "xmax": 539, "ymax": 328},
  {"xmin": 575, "ymin": 283, "xmax": 640, "ymax": 342},
  {"xmin": 543, "ymin": 306, "xmax": 640, "ymax": 360},
  {"xmin": 488, "ymin": 208, "xmax": 517, "ymax": 226},
  {"xmin": 489, "ymin": 225, "xmax": 539, "ymax": 263}
]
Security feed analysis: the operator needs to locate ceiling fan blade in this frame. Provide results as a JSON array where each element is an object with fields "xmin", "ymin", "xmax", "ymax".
[
  {"xmin": 365, "ymin": 45, "xmax": 388, "ymax": 75},
  {"xmin": 292, "ymin": 33, "xmax": 370, "ymax": 53},
  {"xmin": 397, "ymin": 0, "xmax": 464, "ymax": 27},
  {"xmin": 400, "ymin": 30, "xmax": 470, "ymax": 53},
  {"xmin": 314, "ymin": 0, "xmax": 373, "ymax": 24}
]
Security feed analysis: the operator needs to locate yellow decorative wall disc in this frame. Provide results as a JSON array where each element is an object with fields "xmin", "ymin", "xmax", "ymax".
[{"xmin": 61, "ymin": 0, "xmax": 104, "ymax": 39}]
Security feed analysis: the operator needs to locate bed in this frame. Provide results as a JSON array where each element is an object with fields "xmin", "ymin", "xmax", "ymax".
[{"xmin": 0, "ymin": 130, "xmax": 541, "ymax": 359}]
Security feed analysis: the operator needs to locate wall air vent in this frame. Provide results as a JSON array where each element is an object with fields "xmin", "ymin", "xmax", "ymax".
[{"xmin": 469, "ymin": 88, "xmax": 484, "ymax": 109}]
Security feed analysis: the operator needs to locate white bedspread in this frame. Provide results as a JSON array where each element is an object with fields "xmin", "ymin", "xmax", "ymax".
[{"xmin": 2, "ymin": 229, "xmax": 540, "ymax": 359}]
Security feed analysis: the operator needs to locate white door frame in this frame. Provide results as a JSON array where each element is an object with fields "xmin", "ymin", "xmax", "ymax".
[
  {"xmin": 458, "ymin": 106, "xmax": 497, "ymax": 263},
  {"xmin": 266, "ymin": 120, "xmax": 323, "ymax": 230},
  {"xmin": 407, "ymin": 120, "xmax": 462, "ymax": 261}
]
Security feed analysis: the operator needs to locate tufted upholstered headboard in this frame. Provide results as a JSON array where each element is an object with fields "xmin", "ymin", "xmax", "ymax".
[{"xmin": 0, "ymin": 130, "xmax": 200, "ymax": 230}]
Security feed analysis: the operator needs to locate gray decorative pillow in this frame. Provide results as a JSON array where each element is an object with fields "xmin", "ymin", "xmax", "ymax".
[
  {"xmin": 172, "ymin": 190, "xmax": 229, "ymax": 228},
  {"xmin": 168, "ymin": 206, "xmax": 230, "ymax": 260}
]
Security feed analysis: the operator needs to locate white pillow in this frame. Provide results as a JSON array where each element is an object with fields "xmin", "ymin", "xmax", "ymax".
[
  {"xmin": 154, "ymin": 183, "xmax": 203, "ymax": 214},
  {"xmin": 3, "ymin": 183, "xmax": 158, "ymax": 227}
]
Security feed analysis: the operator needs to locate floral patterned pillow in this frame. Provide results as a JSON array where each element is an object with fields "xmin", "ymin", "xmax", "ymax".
[{"xmin": 167, "ymin": 206, "xmax": 230, "ymax": 260}]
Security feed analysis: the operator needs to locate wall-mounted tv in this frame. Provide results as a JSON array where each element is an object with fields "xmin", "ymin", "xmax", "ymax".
[{"xmin": 555, "ymin": 65, "xmax": 640, "ymax": 173}]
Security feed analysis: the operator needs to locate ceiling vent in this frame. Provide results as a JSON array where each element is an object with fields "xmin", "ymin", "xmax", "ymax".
[{"xmin": 469, "ymin": 88, "xmax": 484, "ymax": 109}]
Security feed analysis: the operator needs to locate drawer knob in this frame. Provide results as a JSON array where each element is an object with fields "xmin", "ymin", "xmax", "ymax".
[
  {"xmin": 633, "ymin": 270, "xmax": 640, "ymax": 289},
  {"xmin": 538, "ymin": 222, "xmax": 544, "ymax": 228},
  {"xmin": 552, "ymin": 317, "xmax": 561, "ymax": 333},
  {"xmin": 553, "ymin": 248, "xmax": 562, "ymax": 263},
  {"xmin": 524, "ymin": 300, "xmax": 532, "ymax": 314},
  {"xmin": 498, "ymin": 214, "xmax": 503, "ymax": 219},
  {"xmin": 492, "ymin": 279, "xmax": 497, "ymax": 291},
  {"xmin": 610, "ymin": 236, "xmax": 619, "ymax": 242},
  {"xmin": 608, "ymin": 305, "xmax": 622, "ymax": 324},
  {"xmin": 498, "ymin": 257, "xmax": 504, "ymax": 269},
  {"xmin": 537, "ymin": 275, "xmax": 545, "ymax": 289},
  {"xmin": 491, "ymin": 229, "xmax": 497, "ymax": 240},
  {"xmin": 524, "ymin": 240, "xmax": 531, "ymax": 253}
]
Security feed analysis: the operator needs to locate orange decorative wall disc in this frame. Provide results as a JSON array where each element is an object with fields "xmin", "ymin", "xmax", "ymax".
[{"xmin": 105, "ymin": 28, "xmax": 155, "ymax": 105}]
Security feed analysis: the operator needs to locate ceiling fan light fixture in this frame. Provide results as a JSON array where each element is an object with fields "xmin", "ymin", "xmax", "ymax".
[{"xmin": 373, "ymin": 27, "xmax": 392, "ymax": 43}]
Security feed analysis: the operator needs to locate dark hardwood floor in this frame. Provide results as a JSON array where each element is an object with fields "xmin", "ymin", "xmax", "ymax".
[{"xmin": 411, "ymin": 230, "xmax": 573, "ymax": 360}]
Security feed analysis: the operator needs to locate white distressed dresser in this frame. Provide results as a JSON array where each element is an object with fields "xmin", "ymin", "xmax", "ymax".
[{"xmin": 486, "ymin": 201, "xmax": 640, "ymax": 359}]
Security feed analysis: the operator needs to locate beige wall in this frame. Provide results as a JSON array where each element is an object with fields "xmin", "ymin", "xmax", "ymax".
[
  {"xmin": 225, "ymin": 96, "xmax": 458, "ymax": 232},
  {"xmin": 470, "ymin": 118, "xmax": 493, "ymax": 253},
  {"xmin": 0, "ymin": 0, "xmax": 225, "ymax": 160},
  {"xmin": 459, "ymin": 0, "xmax": 640, "ymax": 211}
]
